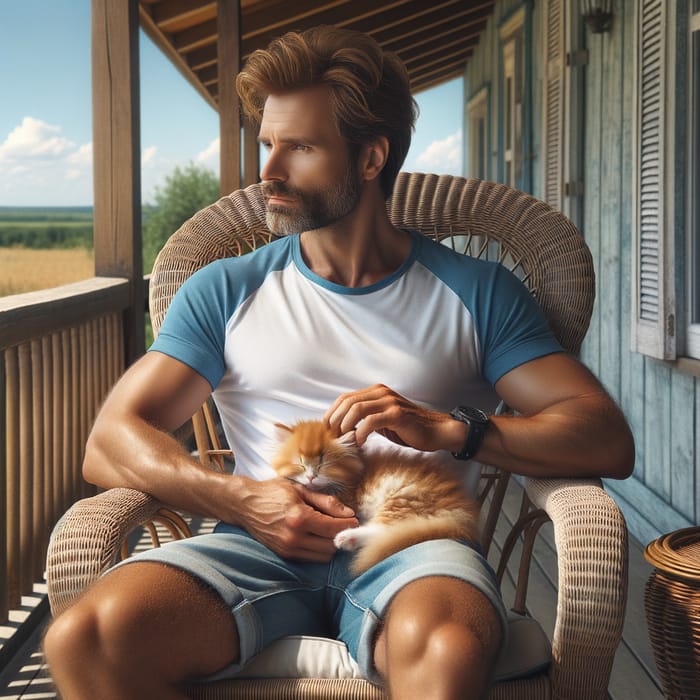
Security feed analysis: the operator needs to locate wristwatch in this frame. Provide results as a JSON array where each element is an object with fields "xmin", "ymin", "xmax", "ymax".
[{"xmin": 450, "ymin": 406, "xmax": 490, "ymax": 460}]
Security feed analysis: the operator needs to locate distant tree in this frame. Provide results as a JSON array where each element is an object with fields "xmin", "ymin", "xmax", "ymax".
[{"xmin": 142, "ymin": 162, "xmax": 220, "ymax": 272}]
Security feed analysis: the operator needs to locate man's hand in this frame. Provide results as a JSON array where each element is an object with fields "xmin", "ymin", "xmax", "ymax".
[
  {"xmin": 324, "ymin": 384, "xmax": 465, "ymax": 453},
  {"xmin": 234, "ymin": 477, "xmax": 358, "ymax": 562}
]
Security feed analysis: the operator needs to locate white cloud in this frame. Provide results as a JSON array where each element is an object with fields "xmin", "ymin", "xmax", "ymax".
[
  {"xmin": 196, "ymin": 137, "xmax": 219, "ymax": 165},
  {"xmin": 142, "ymin": 145, "xmax": 157, "ymax": 167},
  {"xmin": 0, "ymin": 118, "xmax": 94, "ymax": 205},
  {"xmin": 66, "ymin": 142, "xmax": 92, "ymax": 167},
  {"xmin": 416, "ymin": 129, "xmax": 462, "ymax": 174},
  {"xmin": 0, "ymin": 116, "xmax": 75, "ymax": 162}
]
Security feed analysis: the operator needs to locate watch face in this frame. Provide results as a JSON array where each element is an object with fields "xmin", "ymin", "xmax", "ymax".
[{"xmin": 454, "ymin": 406, "xmax": 489, "ymax": 424}]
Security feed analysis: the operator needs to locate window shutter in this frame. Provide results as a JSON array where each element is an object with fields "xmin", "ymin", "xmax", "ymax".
[
  {"xmin": 632, "ymin": 0, "xmax": 676, "ymax": 359},
  {"xmin": 542, "ymin": 0, "xmax": 564, "ymax": 210}
]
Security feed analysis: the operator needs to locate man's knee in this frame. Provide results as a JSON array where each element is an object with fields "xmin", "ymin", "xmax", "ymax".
[
  {"xmin": 377, "ymin": 576, "xmax": 503, "ymax": 679},
  {"xmin": 44, "ymin": 601, "xmax": 99, "ymax": 672},
  {"xmin": 44, "ymin": 581, "xmax": 145, "ymax": 672}
]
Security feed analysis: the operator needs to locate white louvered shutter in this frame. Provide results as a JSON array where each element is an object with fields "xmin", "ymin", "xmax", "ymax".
[
  {"xmin": 542, "ymin": 0, "xmax": 564, "ymax": 210},
  {"xmin": 632, "ymin": 0, "xmax": 676, "ymax": 359}
]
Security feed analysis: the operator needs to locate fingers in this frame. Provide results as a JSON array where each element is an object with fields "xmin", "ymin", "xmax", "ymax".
[
  {"xmin": 325, "ymin": 384, "xmax": 398, "ymax": 444},
  {"xmin": 275, "ymin": 504, "xmax": 357, "ymax": 561},
  {"xmin": 241, "ymin": 478, "xmax": 357, "ymax": 562},
  {"xmin": 300, "ymin": 487, "xmax": 356, "ymax": 519},
  {"xmin": 324, "ymin": 384, "xmax": 449, "ymax": 451}
]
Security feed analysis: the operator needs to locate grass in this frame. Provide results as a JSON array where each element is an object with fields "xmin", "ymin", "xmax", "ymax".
[
  {"xmin": 0, "ymin": 207, "xmax": 93, "ymax": 248},
  {"xmin": 0, "ymin": 247, "xmax": 95, "ymax": 297}
]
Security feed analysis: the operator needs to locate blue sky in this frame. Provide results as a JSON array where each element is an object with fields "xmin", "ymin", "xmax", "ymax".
[{"xmin": 0, "ymin": 1, "xmax": 464, "ymax": 207}]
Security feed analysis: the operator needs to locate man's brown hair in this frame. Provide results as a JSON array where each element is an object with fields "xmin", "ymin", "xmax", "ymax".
[{"xmin": 236, "ymin": 26, "xmax": 418, "ymax": 198}]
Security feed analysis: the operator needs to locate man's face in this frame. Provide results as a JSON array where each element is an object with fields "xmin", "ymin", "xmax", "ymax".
[{"xmin": 258, "ymin": 86, "xmax": 362, "ymax": 235}]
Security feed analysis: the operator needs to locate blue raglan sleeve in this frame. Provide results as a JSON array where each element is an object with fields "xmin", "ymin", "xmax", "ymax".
[
  {"xmin": 477, "ymin": 264, "xmax": 563, "ymax": 386},
  {"xmin": 149, "ymin": 260, "xmax": 231, "ymax": 390}
]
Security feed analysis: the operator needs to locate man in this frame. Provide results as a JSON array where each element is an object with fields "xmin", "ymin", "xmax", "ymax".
[{"xmin": 43, "ymin": 26, "xmax": 634, "ymax": 700}]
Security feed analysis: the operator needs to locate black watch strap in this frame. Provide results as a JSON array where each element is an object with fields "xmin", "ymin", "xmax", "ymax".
[{"xmin": 450, "ymin": 406, "xmax": 490, "ymax": 461}]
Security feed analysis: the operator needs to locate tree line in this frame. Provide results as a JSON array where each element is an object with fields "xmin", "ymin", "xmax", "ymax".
[{"xmin": 0, "ymin": 163, "xmax": 221, "ymax": 270}]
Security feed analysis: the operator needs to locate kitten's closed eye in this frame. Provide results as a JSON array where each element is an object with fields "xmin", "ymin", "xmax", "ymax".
[{"xmin": 271, "ymin": 420, "xmax": 364, "ymax": 496}]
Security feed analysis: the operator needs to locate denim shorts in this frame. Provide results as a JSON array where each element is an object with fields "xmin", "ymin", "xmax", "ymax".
[{"xmin": 111, "ymin": 523, "xmax": 507, "ymax": 684}]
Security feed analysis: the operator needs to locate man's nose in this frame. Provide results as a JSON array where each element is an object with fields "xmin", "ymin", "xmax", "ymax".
[{"xmin": 260, "ymin": 149, "xmax": 285, "ymax": 182}]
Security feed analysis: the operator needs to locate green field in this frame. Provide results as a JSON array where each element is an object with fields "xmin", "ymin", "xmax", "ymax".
[{"xmin": 0, "ymin": 206, "xmax": 93, "ymax": 248}]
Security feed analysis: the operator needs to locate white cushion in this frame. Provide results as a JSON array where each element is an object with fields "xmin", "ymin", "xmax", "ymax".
[{"xmin": 236, "ymin": 610, "xmax": 550, "ymax": 682}]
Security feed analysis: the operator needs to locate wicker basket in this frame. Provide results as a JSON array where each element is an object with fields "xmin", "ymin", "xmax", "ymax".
[{"xmin": 644, "ymin": 526, "xmax": 700, "ymax": 700}]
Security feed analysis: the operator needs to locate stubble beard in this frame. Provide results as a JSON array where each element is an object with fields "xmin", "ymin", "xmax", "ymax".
[{"xmin": 264, "ymin": 167, "xmax": 362, "ymax": 236}]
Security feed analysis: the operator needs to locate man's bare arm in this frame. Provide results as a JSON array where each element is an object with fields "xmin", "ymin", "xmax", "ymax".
[
  {"xmin": 83, "ymin": 351, "xmax": 357, "ymax": 560},
  {"xmin": 325, "ymin": 353, "xmax": 634, "ymax": 480},
  {"xmin": 482, "ymin": 353, "xmax": 634, "ymax": 479}
]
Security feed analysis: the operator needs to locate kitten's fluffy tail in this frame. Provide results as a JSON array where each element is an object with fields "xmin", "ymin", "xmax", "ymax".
[{"xmin": 350, "ymin": 512, "xmax": 480, "ymax": 575}]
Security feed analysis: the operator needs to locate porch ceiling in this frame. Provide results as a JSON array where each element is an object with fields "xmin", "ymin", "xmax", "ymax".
[{"xmin": 138, "ymin": 0, "xmax": 495, "ymax": 110}]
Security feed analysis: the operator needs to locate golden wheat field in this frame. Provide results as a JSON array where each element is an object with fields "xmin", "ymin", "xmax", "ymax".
[{"xmin": 0, "ymin": 247, "xmax": 95, "ymax": 297}]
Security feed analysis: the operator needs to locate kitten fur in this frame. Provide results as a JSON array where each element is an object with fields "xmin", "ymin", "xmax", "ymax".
[{"xmin": 272, "ymin": 419, "xmax": 480, "ymax": 574}]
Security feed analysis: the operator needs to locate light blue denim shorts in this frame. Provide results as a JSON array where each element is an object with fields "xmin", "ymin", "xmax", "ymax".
[{"xmin": 112, "ymin": 523, "xmax": 507, "ymax": 684}]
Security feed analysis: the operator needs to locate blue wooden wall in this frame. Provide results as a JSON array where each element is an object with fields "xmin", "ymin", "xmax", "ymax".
[{"xmin": 463, "ymin": 0, "xmax": 699, "ymax": 545}]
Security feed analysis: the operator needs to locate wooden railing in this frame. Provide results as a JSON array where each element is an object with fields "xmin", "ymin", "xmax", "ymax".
[{"xmin": 0, "ymin": 277, "xmax": 131, "ymax": 623}]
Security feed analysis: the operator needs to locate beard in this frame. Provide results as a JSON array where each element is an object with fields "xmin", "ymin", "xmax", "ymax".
[{"xmin": 263, "ymin": 166, "xmax": 362, "ymax": 235}]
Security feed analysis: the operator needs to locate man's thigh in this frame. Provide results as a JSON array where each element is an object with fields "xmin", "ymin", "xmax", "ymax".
[
  {"xmin": 330, "ymin": 538, "xmax": 507, "ymax": 685},
  {"xmin": 51, "ymin": 560, "xmax": 239, "ymax": 681},
  {"xmin": 110, "ymin": 523, "xmax": 332, "ymax": 676}
]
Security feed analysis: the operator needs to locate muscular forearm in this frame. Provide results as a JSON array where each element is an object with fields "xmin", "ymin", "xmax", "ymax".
[
  {"xmin": 82, "ymin": 411, "xmax": 252, "ymax": 523},
  {"xmin": 474, "ymin": 391, "xmax": 635, "ymax": 480},
  {"xmin": 83, "ymin": 409, "xmax": 358, "ymax": 563},
  {"xmin": 326, "ymin": 375, "xmax": 634, "ymax": 482}
]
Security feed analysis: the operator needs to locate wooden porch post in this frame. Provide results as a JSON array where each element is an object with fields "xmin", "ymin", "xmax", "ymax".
[
  {"xmin": 91, "ymin": 0, "xmax": 144, "ymax": 364},
  {"xmin": 218, "ymin": 0, "xmax": 242, "ymax": 196},
  {"xmin": 243, "ymin": 121, "xmax": 260, "ymax": 187}
]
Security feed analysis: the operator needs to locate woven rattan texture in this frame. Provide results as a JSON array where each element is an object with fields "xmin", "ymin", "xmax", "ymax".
[
  {"xmin": 525, "ymin": 478, "xmax": 628, "ymax": 698},
  {"xmin": 184, "ymin": 675, "xmax": 551, "ymax": 699},
  {"xmin": 644, "ymin": 527, "xmax": 700, "ymax": 699},
  {"xmin": 46, "ymin": 488, "xmax": 161, "ymax": 615}
]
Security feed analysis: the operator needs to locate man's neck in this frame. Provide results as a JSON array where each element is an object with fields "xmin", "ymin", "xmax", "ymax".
[{"xmin": 299, "ymin": 190, "xmax": 412, "ymax": 288}]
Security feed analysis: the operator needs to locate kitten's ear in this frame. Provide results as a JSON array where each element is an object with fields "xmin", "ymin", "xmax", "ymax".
[
  {"xmin": 337, "ymin": 430, "xmax": 358, "ymax": 448},
  {"xmin": 274, "ymin": 422, "xmax": 293, "ymax": 439}
]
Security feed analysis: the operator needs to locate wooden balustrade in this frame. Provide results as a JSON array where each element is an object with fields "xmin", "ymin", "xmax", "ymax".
[{"xmin": 0, "ymin": 277, "xmax": 131, "ymax": 622}]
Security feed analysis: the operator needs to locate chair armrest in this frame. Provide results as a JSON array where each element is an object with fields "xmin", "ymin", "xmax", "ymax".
[
  {"xmin": 524, "ymin": 477, "xmax": 628, "ymax": 700},
  {"xmin": 46, "ymin": 488, "xmax": 162, "ymax": 616}
]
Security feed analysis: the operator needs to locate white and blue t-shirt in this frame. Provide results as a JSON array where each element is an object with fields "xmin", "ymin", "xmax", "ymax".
[{"xmin": 151, "ymin": 228, "xmax": 562, "ymax": 491}]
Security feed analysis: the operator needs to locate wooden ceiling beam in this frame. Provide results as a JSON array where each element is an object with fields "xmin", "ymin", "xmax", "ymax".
[
  {"xmin": 411, "ymin": 56, "xmax": 471, "ymax": 87},
  {"xmin": 242, "ymin": 0, "xmax": 351, "ymax": 39},
  {"xmin": 139, "ymin": 4, "xmax": 217, "ymax": 109},
  {"xmin": 394, "ymin": 25, "xmax": 483, "ymax": 65},
  {"xmin": 196, "ymin": 64, "xmax": 218, "ymax": 85},
  {"xmin": 187, "ymin": 44, "xmax": 218, "ymax": 71},
  {"xmin": 139, "ymin": 0, "xmax": 494, "ymax": 105},
  {"xmin": 371, "ymin": 2, "xmax": 493, "ymax": 48},
  {"xmin": 172, "ymin": 18, "xmax": 218, "ymax": 53},
  {"xmin": 412, "ymin": 68, "xmax": 464, "ymax": 94},
  {"xmin": 346, "ymin": 0, "xmax": 464, "ymax": 38},
  {"xmin": 404, "ymin": 46, "xmax": 473, "ymax": 74},
  {"xmin": 240, "ymin": 0, "xmax": 416, "ymax": 54},
  {"xmin": 149, "ymin": 0, "xmax": 216, "ymax": 34}
]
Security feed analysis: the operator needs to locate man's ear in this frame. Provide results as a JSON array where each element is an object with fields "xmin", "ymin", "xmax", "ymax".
[{"xmin": 359, "ymin": 137, "xmax": 389, "ymax": 183}]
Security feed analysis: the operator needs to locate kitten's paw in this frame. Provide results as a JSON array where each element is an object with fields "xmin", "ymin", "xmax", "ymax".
[{"xmin": 334, "ymin": 528, "xmax": 360, "ymax": 551}]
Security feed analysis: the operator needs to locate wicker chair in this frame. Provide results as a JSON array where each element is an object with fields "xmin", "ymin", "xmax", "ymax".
[{"xmin": 46, "ymin": 172, "xmax": 629, "ymax": 699}]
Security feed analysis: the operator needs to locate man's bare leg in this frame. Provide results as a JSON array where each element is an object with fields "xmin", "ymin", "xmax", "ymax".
[
  {"xmin": 373, "ymin": 576, "xmax": 502, "ymax": 700},
  {"xmin": 43, "ymin": 562, "xmax": 239, "ymax": 700}
]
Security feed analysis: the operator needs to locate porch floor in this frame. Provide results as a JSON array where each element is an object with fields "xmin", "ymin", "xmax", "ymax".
[{"xmin": 0, "ymin": 477, "xmax": 663, "ymax": 699}]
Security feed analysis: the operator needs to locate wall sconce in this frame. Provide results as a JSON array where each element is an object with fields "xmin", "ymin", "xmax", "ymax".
[{"xmin": 581, "ymin": 0, "xmax": 614, "ymax": 33}]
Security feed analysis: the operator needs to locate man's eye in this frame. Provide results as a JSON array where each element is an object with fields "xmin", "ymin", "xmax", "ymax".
[{"xmin": 292, "ymin": 144, "xmax": 309, "ymax": 151}]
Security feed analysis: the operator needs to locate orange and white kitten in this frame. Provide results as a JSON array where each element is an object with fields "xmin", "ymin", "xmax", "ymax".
[{"xmin": 272, "ymin": 420, "xmax": 480, "ymax": 574}]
